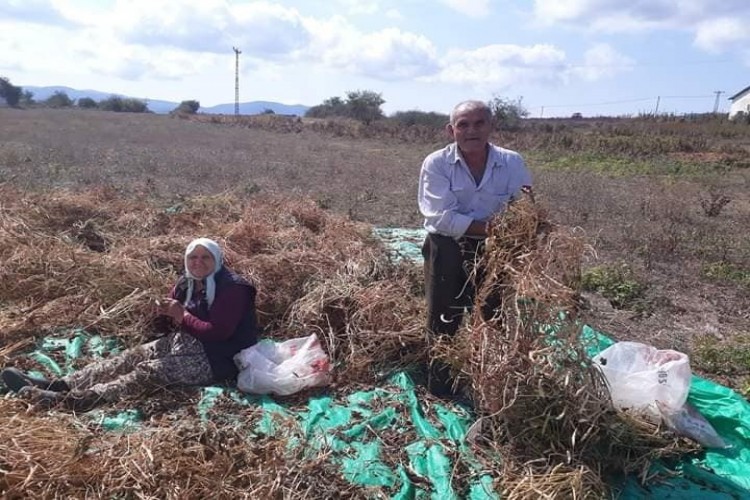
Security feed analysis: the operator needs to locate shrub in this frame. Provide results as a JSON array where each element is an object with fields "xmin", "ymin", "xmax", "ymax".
[
  {"xmin": 700, "ymin": 191, "xmax": 731, "ymax": 217},
  {"xmin": 78, "ymin": 97, "xmax": 98, "ymax": 109},
  {"xmin": 100, "ymin": 96, "xmax": 149, "ymax": 113},
  {"xmin": 0, "ymin": 77, "xmax": 23, "ymax": 106},
  {"xmin": 346, "ymin": 90, "xmax": 384, "ymax": 124},
  {"xmin": 488, "ymin": 95, "xmax": 528, "ymax": 131},
  {"xmin": 172, "ymin": 100, "xmax": 200, "ymax": 115},
  {"xmin": 581, "ymin": 263, "xmax": 648, "ymax": 310},
  {"xmin": 692, "ymin": 333, "xmax": 750, "ymax": 375},
  {"xmin": 21, "ymin": 90, "xmax": 35, "ymax": 106},
  {"xmin": 702, "ymin": 262, "xmax": 750, "ymax": 288},
  {"xmin": 306, "ymin": 96, "xmax": 348, "ymax": 119},
  {"xmin": 45, "ymin": 90, "xmax": 74, "ymax": 108},
  {"xmin": 390, "ymin": 110, "xmax": 448, "ymax": 128},
  {"xmin": 306, "ymin": 90, "xmax": 385, "ymax": 124}
]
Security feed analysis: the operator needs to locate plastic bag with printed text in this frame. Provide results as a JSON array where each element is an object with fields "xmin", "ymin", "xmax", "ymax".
[{"xmin": 593, "ymin": 341, "xmax": 728, "ymax": 449}]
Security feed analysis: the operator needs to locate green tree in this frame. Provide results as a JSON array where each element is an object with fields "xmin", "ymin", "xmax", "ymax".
[
  {"xmin": 391, "ymin": 110, "xmax": 448, "ymax": 128},
  {"xmin": 21, "ymin": 90, "xmax": 35, "ymax": 106},
  {"xmin": 78, "ymin": 97, "xmax": 98, "ymax": 109},
  {"xmin": 45, "ymin": 90, "xmax": 74, "ymax": 108},
  {"xmin": 172, "ymin": 100, "xmax": 200, "ymax": 114},
  {"xmin": 488, "ymin": 95, "xmax": 528, "ymax": 131},
  {"xmin": 305, "ymin": 91, "xmax": 385, "ymax": 124},
  {"xmin": 306, "ymin": 96, "xmax": 348, "ymax": 119},
  {"xmin": 0, "ymin": 76, "xmax": 22, "ymax": 106},
  {"xmin": 99, "ymin": 96, "xmax": 124, "ymax": 112},
  {"xmin": 100, "ymin": 96, "xmax": 149, "ymax": 113},
  {"xmin": 345, "ymin": 90, "xmax": 384, "ymax": 124}
]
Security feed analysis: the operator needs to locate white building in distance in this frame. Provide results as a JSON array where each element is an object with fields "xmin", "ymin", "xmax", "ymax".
[{"xmin": 728, "ymin": 85, "xmax": 750, "ymax": 119}]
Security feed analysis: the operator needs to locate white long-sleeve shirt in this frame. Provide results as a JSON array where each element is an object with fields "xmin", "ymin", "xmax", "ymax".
[{"xmin": 418, "ymin": 142, "xmax": 532, "ymax": 238}]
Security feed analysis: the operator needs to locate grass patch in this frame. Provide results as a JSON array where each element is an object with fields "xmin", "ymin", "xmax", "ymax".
[
  {"xmin": 532, "ymin": 152, "xmax": 733, "ymax": 176},
  {"xmin": 692, "ymin": 334, "xmax": 750, "ymax": 382},
  {"xmin": 702, "ymin": 262, "xmax": 750, "ymax": 288},
  {"xmin": 582, "ymin": 263, "xmax": 648, "ymax": 311}
]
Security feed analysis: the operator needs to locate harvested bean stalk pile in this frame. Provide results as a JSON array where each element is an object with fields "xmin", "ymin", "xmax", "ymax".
[
  {"xmin": 443, "ymin": 196, "xmax": 697, "ymax": 498},
  {"xmin": 0, "ymin": 186, "xmax": 695, "ymax": 498}
]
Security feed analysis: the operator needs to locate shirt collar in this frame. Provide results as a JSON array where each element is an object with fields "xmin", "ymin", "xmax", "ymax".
[{"xmin": 448, "ymin": 142, "xmax": 501, "ymax": 168}]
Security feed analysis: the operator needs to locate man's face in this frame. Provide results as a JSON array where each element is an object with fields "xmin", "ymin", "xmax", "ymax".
[{"xmin": 448, "ymin": 108, "xmax": 492, "ymax": 155}]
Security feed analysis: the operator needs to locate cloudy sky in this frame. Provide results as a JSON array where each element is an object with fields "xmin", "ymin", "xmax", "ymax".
[{"xmin": 1, "ymin": 0, "xmax": 748, "ymax": 116}]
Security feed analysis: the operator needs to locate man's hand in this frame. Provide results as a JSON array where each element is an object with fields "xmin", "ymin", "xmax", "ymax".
[{"xmin": 465, "ymin": 220, "xmax": 489, "ymax": 237}]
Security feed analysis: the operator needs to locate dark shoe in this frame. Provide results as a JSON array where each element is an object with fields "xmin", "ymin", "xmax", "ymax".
[
  {"xmin": 18, "ymin": 386, "xmax": 65, "ymax": 408},
  {"xmin": 63, "ymin": 390, "xmax": 103, "ymax": 413},
  {"xmin": 1, "ymin": 367, "xmax": 70, "ymax": 392}
]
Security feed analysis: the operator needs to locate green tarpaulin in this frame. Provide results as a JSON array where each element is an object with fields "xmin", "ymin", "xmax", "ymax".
[{"xmin": 4, "ymin": 326, "xmax": 750, "ymax": 498}]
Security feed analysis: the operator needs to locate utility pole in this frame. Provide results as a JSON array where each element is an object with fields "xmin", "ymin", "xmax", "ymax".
[
  {"xmin": 540, "ymin": 106, "xmax": 544, "ymax": 118},
  {"xmin": 233, "ymin": 47, "xmax": 242, "ymax": 116},
  {"xmin": 654, "ymin": 96, "xmax": 660, "ymax": 116},
  {"xmin": 713, "ymin": 90, "xmax": 725, "ymax": 114}
]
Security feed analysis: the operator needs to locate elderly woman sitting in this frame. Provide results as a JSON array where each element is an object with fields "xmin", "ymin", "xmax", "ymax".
[{"xmin": 1, "ymin": 238, "xmax": 259, "ymax": 412}]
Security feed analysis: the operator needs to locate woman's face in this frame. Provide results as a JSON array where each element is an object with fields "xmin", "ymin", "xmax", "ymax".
[{"xmin": 187, "ymin": 245, "xmax": 216, "ymax": 279}]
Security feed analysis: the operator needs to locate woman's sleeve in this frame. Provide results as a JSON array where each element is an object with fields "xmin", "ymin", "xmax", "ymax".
[{"xmin": 180, "ymin": 285, "xmax": 251, "ymax": 341}]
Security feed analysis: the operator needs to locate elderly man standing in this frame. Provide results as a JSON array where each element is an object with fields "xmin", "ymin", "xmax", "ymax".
[{"xmin": 417, "ymin": 100, "xmax": 532, "ymax": 395}]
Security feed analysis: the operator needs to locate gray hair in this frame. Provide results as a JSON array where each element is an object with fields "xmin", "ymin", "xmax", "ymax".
[{"xmin": 450, "ymin": 100, "xmax": 492, "ymax": 125}]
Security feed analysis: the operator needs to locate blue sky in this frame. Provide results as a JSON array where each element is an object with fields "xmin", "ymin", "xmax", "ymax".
[{"xmin": 1, "ymin": 0, "xmax": 748, "ymax": 117}]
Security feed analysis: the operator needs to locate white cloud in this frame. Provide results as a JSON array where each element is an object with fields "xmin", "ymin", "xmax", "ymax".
[
  {"xmin": 0, "ymin": 21, "xmax": 79, "ymax": 74},
  {"xmin": 570, "ymin": 43, "xmax": 635, "ymax": 81},
  {"xmin": 694, "ymin": 17, "xmax": 750, "ymax": 53},
  {"xmin": 436, "ymin": 44, "xmax": 567, "ymax": 89},
  {"xmin": 0, "ymin": 0, "xmax": 664, "ymax": 98},
  {"xmin": 303, "ymin": 18, "xmax": 439, "ymax": 80},
  {"xmin": 0, "ymin": 28, "xmax": 23, "ymax": 70},
  {"xmin": 0, "ymin": 0, "xmax": 78, "ymax": 26},
  {"xmin": 384, "ymin": 8, "xmax": 403, "ymax": 20},
  {"xmin": 532, "ymin": 0, "xmax": 750, "ymax": 54},
  {"xmin": 103, "ymin": 0, "xmax": 309, "ymax": 56},
  {"xmin": 336, "ymin": 0, "xmax": 380, "ymax": 15},
  {"xmin": 440, "ymin": 0, "xmax": 491, "ymax": 18}
]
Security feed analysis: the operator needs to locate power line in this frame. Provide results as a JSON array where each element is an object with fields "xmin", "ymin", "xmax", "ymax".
[
  {"xmin": 713, "ymin": 90, "xmax": 725, "ymax": 113},
  {"xmin": 540, "ymin": 97, "xmax": 655, "ymax": 109},
  {"xmin": 537, "ymin": 94, "xmax": 714, "ymax": 110}
]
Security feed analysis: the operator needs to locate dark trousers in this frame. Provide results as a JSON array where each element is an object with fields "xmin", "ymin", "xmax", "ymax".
[
  {"xmin": 422, "ymin": 233, "xmax": 499, "ymax": 395},
  {"xmin": 422, "ymin": 234, "xmax": 483, "ymax": 337}
]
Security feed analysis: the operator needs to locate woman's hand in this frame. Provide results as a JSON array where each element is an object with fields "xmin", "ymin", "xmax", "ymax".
[{"xmin": 156, "ymin": 298, "xmax": 185, "ymax": 324}]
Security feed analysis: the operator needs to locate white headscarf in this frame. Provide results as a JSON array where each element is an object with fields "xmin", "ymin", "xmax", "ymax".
[{"xmin": 184, "ymin": 238, "xmax": 223, "ymax": 307}]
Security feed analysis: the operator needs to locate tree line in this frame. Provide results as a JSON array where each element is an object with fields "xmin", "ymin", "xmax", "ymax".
[
  {"xmin": 304, "ymin": 90, "xmax": 530, "ymax": 131},
  {"xmin": 2, "ymin": 75, "xmax": 534, "ymax": 129},
  {"xmin": 0, "ymin": 77, "xmax": 152, "ymax": 113}
]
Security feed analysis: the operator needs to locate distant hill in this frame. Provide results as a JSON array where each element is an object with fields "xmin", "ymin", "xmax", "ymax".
[
  {"xmin": 22, "ymin": 85, "xmax": 309, "ymax": 116},
  {"xmin": 200, "ymin": 101, "xmax": 309, "ymax": 116}
]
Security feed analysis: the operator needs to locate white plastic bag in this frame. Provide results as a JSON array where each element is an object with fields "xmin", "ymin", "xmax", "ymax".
[
  {"xmin": 593, "ymin": 341, "xmax": 691, "ymax": 421},
  {"xmin": 234, "ymin": 334, "xmax": 331, "ymax": 396},
  {"xmin": 594, "ymin": 341, "xmax": 728, "ymax": 448},
  {"xmin": 656, "ymin": 401, "xmax": 729, "ymax": 449}
]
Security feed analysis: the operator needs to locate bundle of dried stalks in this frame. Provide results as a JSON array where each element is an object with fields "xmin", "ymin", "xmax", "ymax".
[
  {"xmin": 449, "ymin": 197, "xmax": 697, "ymax": 497},
  {"xmin": 0, "ymin": 397, "xmax": 366, "ymax": 498},
  {"xmin": 287, "ymin": 261, "xmax": 428, "ymax": 382},
  {"xmin": 0, "ymin": 187, "xmax": 387, "ymax": 351}
]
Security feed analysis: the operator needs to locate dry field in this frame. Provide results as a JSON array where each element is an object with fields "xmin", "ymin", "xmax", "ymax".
[
  {"xmin": 1, "ymin": 106, "xmax": 749, "ymax": 498},
  {"xmin": 1, "ymin": 106, "xmax": 749, "ymax": 394}
]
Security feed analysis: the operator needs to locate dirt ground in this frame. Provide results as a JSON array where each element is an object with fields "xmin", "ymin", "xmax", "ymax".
[{"xmin": 1, "ymin": 107, "xmax": 748, "ymax": 392}]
